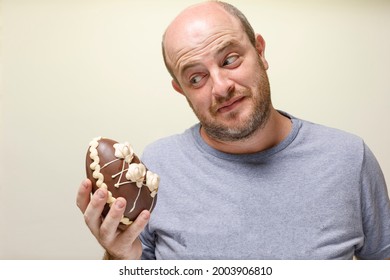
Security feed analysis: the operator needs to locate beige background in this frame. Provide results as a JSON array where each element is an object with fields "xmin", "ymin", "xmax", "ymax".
[{"xmin": 1, "ymin": 0, "xmax": 389, "ymax": 259}]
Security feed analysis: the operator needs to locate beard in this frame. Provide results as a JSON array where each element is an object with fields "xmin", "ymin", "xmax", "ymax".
[{"xmin": 187, "ymin": 60, "xmax": 272, "ymax": 142}]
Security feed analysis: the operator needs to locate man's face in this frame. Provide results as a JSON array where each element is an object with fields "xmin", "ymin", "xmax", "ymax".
[{"xmin": 165, "ymin": 7, "xmax": 272, "ymax": 141}]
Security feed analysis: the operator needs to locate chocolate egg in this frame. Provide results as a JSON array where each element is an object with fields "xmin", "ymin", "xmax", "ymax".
[{"xmin": 86, "ymin": 137, "xmax": 159, "ymax": 229}]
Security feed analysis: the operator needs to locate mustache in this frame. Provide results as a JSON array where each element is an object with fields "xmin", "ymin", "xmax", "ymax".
[{"xmin": 210, "ymin": 90, "xmax": 251, "ymax": 113}]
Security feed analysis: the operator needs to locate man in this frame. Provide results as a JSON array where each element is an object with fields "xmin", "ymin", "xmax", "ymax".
[{"xmin": 77, "ymin": 1, "xmax": 390, "ymax": 259}]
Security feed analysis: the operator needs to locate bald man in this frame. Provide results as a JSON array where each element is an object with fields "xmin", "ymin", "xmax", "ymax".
[{"xmin": 77, "ymin": 1, "xmax": 390, "ymax": 260}]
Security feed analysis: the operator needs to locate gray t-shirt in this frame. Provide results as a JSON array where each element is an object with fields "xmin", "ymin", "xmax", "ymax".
[{"xmin": 140, "ymin": 113, "xmax": 390, "ymax": 259}]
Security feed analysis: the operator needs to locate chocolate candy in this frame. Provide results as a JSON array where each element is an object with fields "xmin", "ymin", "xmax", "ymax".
[{"xmin": 86, "ymin": 137, "xmax": 159, "ymax": 229}]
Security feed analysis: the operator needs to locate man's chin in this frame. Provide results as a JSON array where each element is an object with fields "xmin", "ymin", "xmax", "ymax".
[{"xmin": 202, "ymin": 122, "xmax": 258, "ymax": 142}]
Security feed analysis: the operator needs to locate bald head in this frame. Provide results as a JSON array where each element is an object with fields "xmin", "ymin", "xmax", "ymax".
[{"xmin": 162, "ymin": 1, "xmax": 256, "ymax": 82}]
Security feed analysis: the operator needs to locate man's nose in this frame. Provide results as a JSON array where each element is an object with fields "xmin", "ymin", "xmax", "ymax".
[{"xmin": 210, "ymin": 68, "xmax": 234, "ymax": 98}]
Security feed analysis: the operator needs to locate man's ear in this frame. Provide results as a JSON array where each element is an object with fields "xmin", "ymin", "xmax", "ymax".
[
  {"xmin": 255, "ymin": 33, "xmax": 269, "ymax": 70},
  {"xmin": 171, "ymin": 79, "xmax": 184, "ymax": 95}
]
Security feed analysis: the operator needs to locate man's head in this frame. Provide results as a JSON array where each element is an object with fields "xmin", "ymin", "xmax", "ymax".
[
  {"xmin": 162, "ymin": 1, "xmax": 272, "ymax": 142},
  {"xmin": 162, "ymin": 1, "xmax": 257, "ymax": 82}
]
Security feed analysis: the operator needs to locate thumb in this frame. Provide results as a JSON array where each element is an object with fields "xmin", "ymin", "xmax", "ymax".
[{"xmin": 122, "ymin": 210, "xmax": 151, "ymax": 243}]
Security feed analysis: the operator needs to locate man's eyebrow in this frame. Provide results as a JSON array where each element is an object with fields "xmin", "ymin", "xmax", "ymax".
[
  {"xmin": 180, "ymin": 62, "xmax": 201, "ymax": 77},
  {"xmin": 179, "ymin": 40, "xmax": 241, "ymax": 75},
  {"xmin": 216, "ymin": 40, "xmax": 241, "ymax": 55}
]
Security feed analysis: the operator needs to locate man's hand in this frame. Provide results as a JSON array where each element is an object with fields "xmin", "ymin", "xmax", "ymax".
[{"xmin": 76, "ymin": 179, "xmax": 150, "ymax": 259}]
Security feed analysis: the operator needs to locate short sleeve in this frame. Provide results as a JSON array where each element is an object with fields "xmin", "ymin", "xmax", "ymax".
[
  {"xmin": 355, "ymin": 144, "xmax": 390, "ymax": 259},
  {"xmin": 140, "ymin": 223, "xmax": 157, "ymax": 260}
]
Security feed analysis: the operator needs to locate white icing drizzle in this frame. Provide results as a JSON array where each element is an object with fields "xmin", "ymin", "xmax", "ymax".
[
  {"xmin": 129, "ymin": 188, "xmax": 142, "ymax": 213},
  {"xmin": 88, "ymin": 136, "xmax": 159, "ymax": 225},
  {"xmin": 114, "ymin": 160, "xmax": 127, "ymax": 188},
  {"xmin": 101, "ymin": 158, "xmax": 120, "ymax": 170}
]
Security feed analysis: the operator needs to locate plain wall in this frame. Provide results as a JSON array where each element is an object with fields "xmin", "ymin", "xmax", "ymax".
[{"xmin": 1, "ymin": 0, "xmax": 389, "ymax": 259}]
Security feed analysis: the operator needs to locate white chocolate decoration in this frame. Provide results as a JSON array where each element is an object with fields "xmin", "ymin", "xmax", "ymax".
[
  {"xmin": 113, "ymin": 142, "xmax": 134, "ymax": 163},
  {"xmin": 146, "ymin": 170, "xmax": 160, "ymax": 198},
  {"xmin": 126, "ymin": 163, "xmax": 146, "ymax": 188},
  {"xmin": 88, "ymin": 136, "xmax": 159, "ymax": 225}
]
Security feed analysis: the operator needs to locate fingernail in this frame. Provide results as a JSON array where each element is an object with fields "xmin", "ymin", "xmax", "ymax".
[
  {"xmin": 96, "ymin": 189, "xmax": 105, "ymax": 199},
  {"xmin": 140, "ymin": 211, "xmax": 149, "ymax": 220},
  {"xmin": 82, "ymin": 180, "xmax": 89, "ymax": 189},
  {"xmin": 115, "ymin": 199, "xmax": 125, "ymax": 209}
]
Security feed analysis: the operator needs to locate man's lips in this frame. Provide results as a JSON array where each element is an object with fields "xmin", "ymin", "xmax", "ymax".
[{"xmin": 217, "ymin": 96, "xmax": 246, "ymax": 113}]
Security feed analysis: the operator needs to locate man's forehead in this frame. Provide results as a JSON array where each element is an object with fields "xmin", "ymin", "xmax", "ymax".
[
  {"xmin": 165, "ymin": 18, "xmax": 243, "ymax": 65},
  {"xmin": 167, "ymin": 15, "xmax": 239, "ymax": 43},
  {"xmin": 164, "ymin": 2, "xmax": 242, "ymax": 50},
  {"xmin": 178, "ymin": 38, "xmax": 243, "ymax": 71},
  {"xmin": 172, "ymin": 30, "xmax": 247, "ymax": 77}
]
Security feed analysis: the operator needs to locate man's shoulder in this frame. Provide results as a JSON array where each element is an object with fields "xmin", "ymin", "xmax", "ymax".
[
  {"xmin": 288, "ymin": 114, "xmax": 366, "ymax": 161},
  {"xmin": 281, "ymin": 111, "xmax": 363, "ymax": 145},
  {"xmin": 142, "ymin": 124, "xmax": 198, "ymax": 158},
  {"xmin": 297, "ymin": 116, "xmax": 364, "ymax": 145}
]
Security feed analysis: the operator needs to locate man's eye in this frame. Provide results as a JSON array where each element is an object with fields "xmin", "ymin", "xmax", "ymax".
[
  {"xmin": 223, "ymin": 55, "xmax": 238, "ymax": 66},
  {"xmin": 190, "ymin": 75, "xmax": 202, "ymax": 84}
]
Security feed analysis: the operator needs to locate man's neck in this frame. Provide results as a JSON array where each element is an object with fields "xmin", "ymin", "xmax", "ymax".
[{"xmin": 199, "ymin": 109, "xmax": 292, "ymax": 154}]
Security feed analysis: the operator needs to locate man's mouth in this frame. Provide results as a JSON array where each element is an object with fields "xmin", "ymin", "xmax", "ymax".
[{"xmin": 217, "ymin": 96, "xmax": 246, "ymax": 114}]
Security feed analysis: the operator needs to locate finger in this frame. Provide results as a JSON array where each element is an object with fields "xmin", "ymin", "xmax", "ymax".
[
  {"xmin": 112, "ymin": 210, "xmax": 150, "ymax": 260},
  {"xmin": 84, "ymin": 188, "xmax": 108, "ymax": 237},
  {"xmin": 99, "ymin": 197, "xmax": 127, "ymax": 242},
  {"xmin": 76, "ymin": 179, "xmax": 92, "ymax": 213},
  {"xmin": 121, "ymin": 210, "xmax": 150, "ymax": 244}
]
